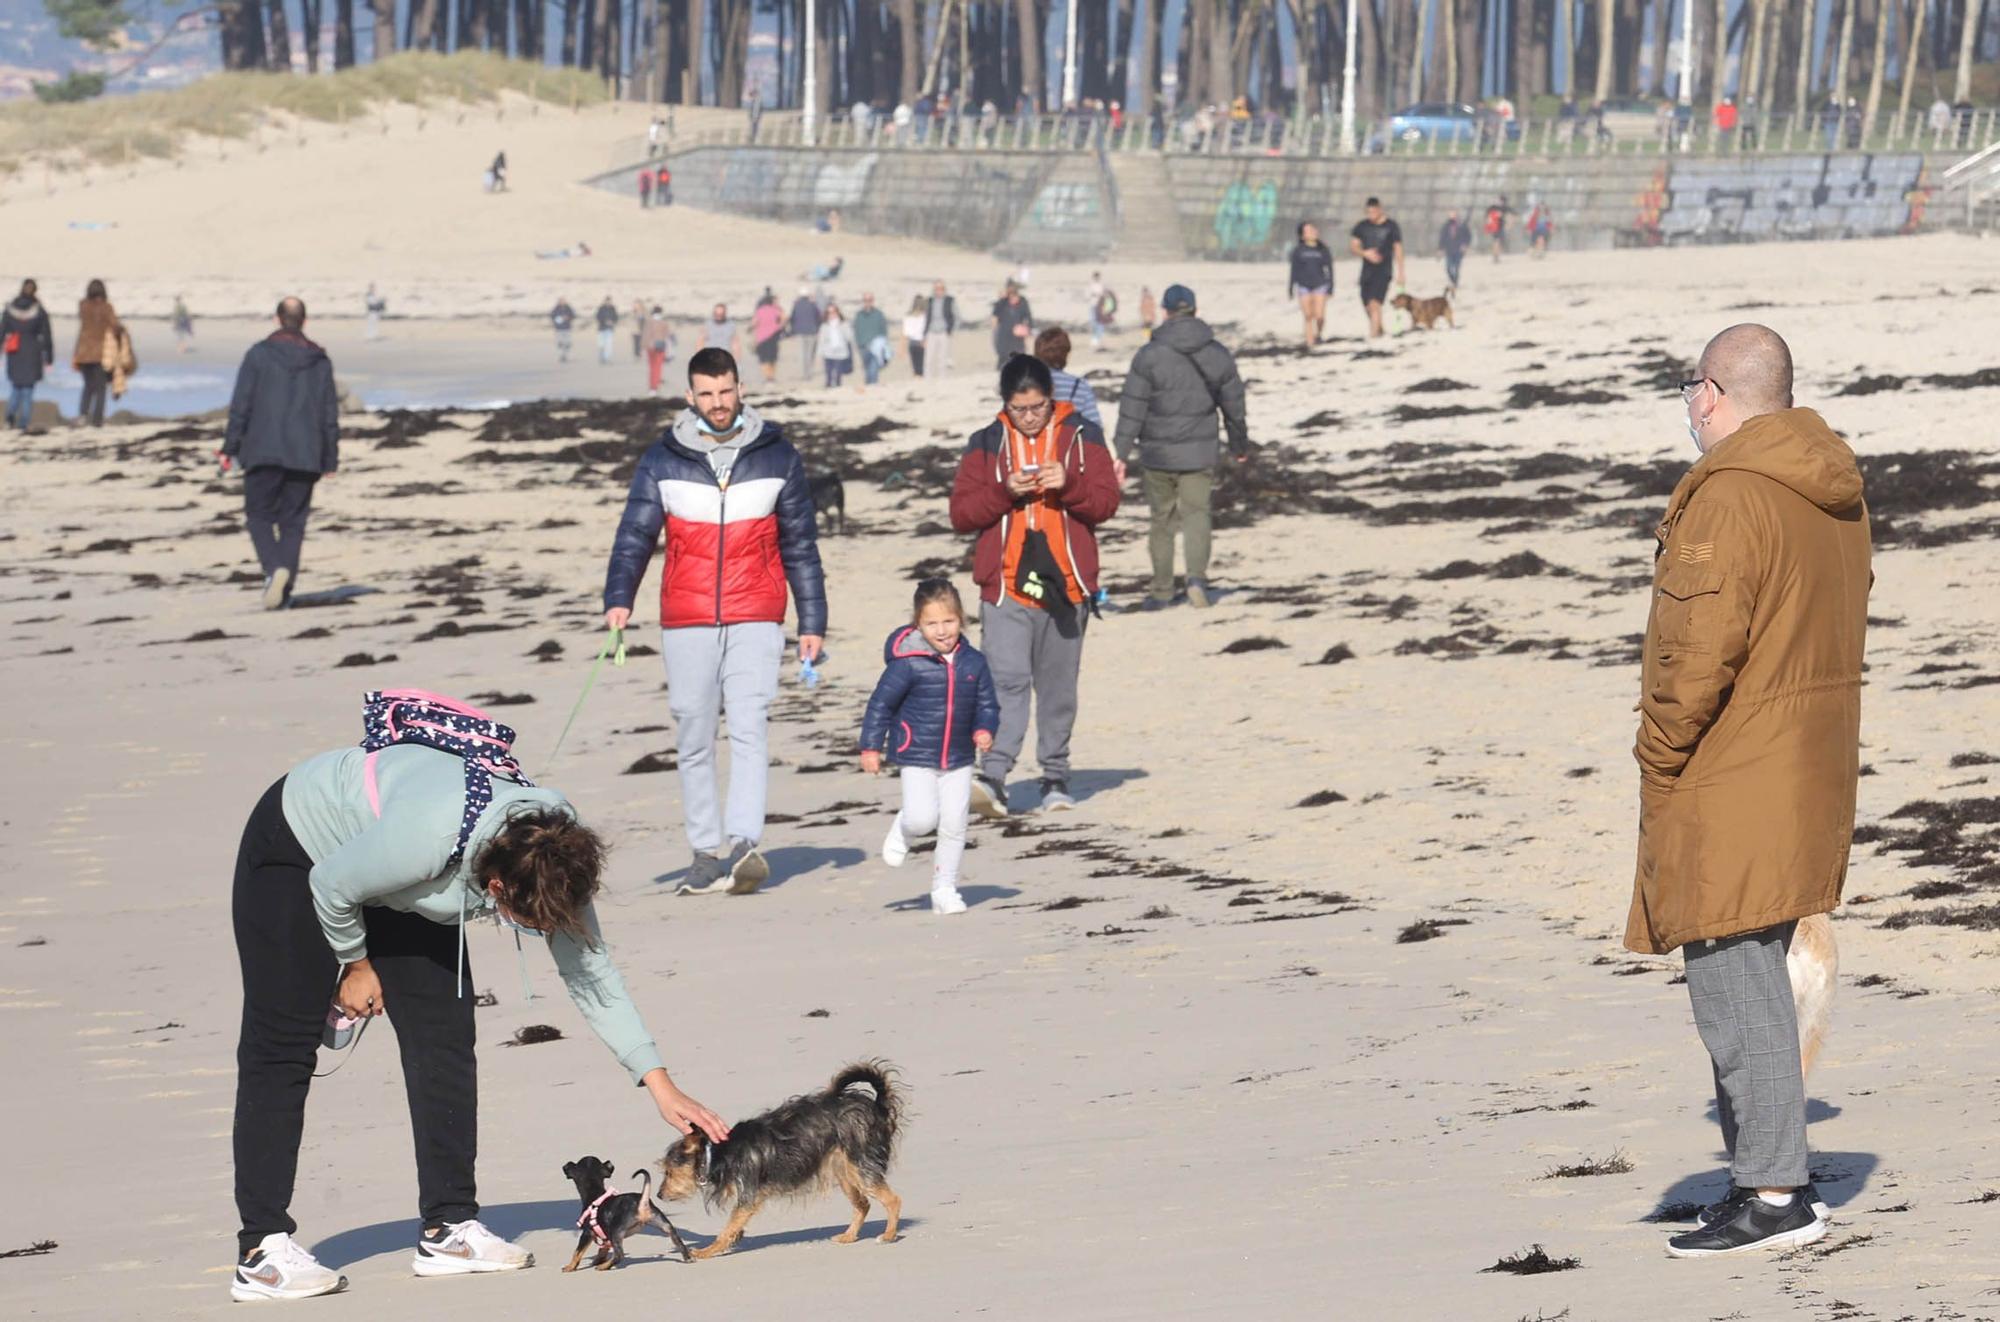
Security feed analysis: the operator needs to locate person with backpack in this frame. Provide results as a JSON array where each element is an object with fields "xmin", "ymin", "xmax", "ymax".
[
  {"xmin": 224, "ymin": 690, "xmax": 731, "ymax": 1302},
  {"xmin": 1033, "ymin": 326, "xmax": 1101, "ymax": 429},
  {"xmin": 1110, "ymin": 284, "xmax": 1249, "ymax": 611},
  {"xmin": 603, "ymin": 347, "xmax": 828, "ymax": 896},
  {"xmin": 949, "ymin": 354, "xmax": 1121, "ymax": 818},
  {"xmin": 2, "ymin": 278, "xmax": 54, "ymax": 430}
]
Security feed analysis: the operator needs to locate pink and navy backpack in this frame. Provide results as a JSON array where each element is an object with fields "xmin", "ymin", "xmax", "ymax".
[{"xmin": 360, "ymin": 689, "xmax": 533, "ymax": 867}]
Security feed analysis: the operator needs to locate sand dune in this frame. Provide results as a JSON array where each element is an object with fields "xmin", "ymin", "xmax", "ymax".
[{"xmin": 2, "ymin": 116, "xmax": 1999, "ymax": 1318}]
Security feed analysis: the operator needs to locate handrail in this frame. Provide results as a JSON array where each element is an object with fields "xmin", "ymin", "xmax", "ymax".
[{"xmin": 1941, "ymin": 137, "xmax": 2000, "ymax": 182}]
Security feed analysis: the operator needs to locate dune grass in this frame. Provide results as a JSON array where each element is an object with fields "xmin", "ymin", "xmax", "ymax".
[{"xmin": 0, "ymin": 51, "xmax": 607, "ymax": 173}]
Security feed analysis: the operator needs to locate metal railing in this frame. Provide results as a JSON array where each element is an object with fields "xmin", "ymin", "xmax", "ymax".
[
  {"xmin": 1940, "ymin": 137, "xmax": 2000, "ymax": 227},
  {"xmin": 628, "ymin": 105, "xmax": 1997, "ymax": 162}
]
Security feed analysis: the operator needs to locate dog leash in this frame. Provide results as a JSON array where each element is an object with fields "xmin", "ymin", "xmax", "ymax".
[
  {"xmin": 539, "ymin": 626, "xmax": 626, "ymax": 780},
  {"xmin": 313, "ymin": 1014, "xmax": 371, "ymax": 1079}
]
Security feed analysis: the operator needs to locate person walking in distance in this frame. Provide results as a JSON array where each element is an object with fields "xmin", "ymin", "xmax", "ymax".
[
  {"xmin": 594, "ymin": 296, "xmax": 620, "ymax": 365},
  {"xmin": 1349, "ymin": 197, "xmax": 1405, "ymax": 340},
  {"xmin": 602, "ymin": 348, "xmax": 828, "ymax": 896},
  {"xmin": 1084, "ymin": 271, "xmax": 1110, "ymax": 351},
  {"xmin": 2, "ymin": 279, "xmax": 54, "ymax": 430},
  {"xmin": 638, "ymin": 166, "xmax": 654, "ymax": 209},
  {"xmin": 817, "ymin": 302, "xmax": 858, "ymax": 390},
  {"xmin": 550, "ymin": 297, "xmax": 576, "ymax": 362},
  {"xmin": 655, "ymin": 163, "xmax": 673, "ymax": 207},
  {"xmin": 1033, "ymin": 327, "xmax": 1102, "ymax": 430},
  {"xmin": 73, "ymin": 278, "xmax": 122, "ymax": 427},
  {"xmin": 787, "ymin": 287, "xmax": 822, "ymax": 381},
  {"xmin": 1485, "ymin": 195, "xmax": 1510, "ymax": 261},
  {"xmin": 903, "ymin": 296, "xmax": 929, "ymax": 379},
  {"xmin": 949, "ymin": 355, "xmax": 1121, "ymax": 818},
  {"xmin": 1438, "ymin": 210, "xmax": 1472, "ymax": 292},
  {"xmin": 1111, "ymin": 285, "xmax": 1249, "ymax": 610},
  {"xmin": 699, "ymin": 303, "xmax": 743, "ymax": 360},
  {"xmin": 642, "ymin": 305, "xmax": 674, "ymax": 395},
  {"xmin": 172, "ymin": 295, "xmax": 196, "ymax": 353},
  {"xmin": 1286, "ymin": 221, "xmax": 1335, "ymax": 349},
  {"xmin": 851, "ymin": 292, "xmax": 890, "ymax": 388},
  {"xmin": 750, "ymin": 296, "xmax": 784, "ymax": 384},
  {"xmin": 990, "ymin": 281, "xmax": 1034, "ymax": 370},
  {"xmin": 630, "ymin": 297, "xmax": 648, "ymax": 360},
  {"xmin": 1631, "ymin": 325, "xmax": 1870, "ymax": 1260},
  {"xmin": 219, "ymin": 298, "xmax": 339, "ymax": 611},
  {"xmin": 364, "ymin": 284, "xmax": 386, "ymax": 341},
  {"xmin": 922, "ymin": 280, "xmax": 957, "ymax": 382},
  {"xmin": 1138, "ymin": 286, "xmax": 1157, "ymax": 336}
]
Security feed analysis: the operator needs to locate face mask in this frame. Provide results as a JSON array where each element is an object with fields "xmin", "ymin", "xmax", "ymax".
[{"xmin": 1687, "ymin": 417, "xmax": 1703, "ymax": 452}]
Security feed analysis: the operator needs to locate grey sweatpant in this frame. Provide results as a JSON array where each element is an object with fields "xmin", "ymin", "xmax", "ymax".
[
  {"xmin": 979, "ymin": 595, "xmax": 1086, "ymax": 785},
  {"xmin": 1684, "ymin": 921, "xmax": 1809, "ymax": 1189},
  {"xmin": 660, "ymin": 622, "xmax": 784, "ymax": 856}
]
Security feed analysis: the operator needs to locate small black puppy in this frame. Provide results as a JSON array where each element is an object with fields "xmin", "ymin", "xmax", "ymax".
[
  {"xmin": 810, "ymin": 471, "xmax": 846, "ymax": 536},
  {"xmin": 660, "ymin": 1061, "xmax": 903, "ymax": 1259},
  {"xmin": 560, "ymin": 1157, "xmax": 692, "ymax": 1271}
]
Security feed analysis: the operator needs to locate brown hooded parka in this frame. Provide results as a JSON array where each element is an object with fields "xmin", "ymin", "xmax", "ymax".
[{"xmin": 1625, "ymin": 407, "xmax": 1872, "ymax": 955}]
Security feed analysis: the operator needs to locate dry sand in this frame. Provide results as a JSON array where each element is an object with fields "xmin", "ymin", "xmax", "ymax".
[{"xmin": 2, "ymin": 108, "xmax": 2000, "ymax": 1320}]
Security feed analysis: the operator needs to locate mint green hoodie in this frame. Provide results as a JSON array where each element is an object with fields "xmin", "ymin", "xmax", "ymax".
[{"xmin": 282, "ymin": 744, "xmax": 663, "ymax": 1085}]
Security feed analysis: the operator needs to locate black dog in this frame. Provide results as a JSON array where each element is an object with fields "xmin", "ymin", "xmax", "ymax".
[
  {"xmin": 560, "ymin": 1157, "xmax": 692, "ymax": 1271},
  {"xmin": 659, "ymin": 1061, "xmax": 903, "ymax": 1259},
  {"xmin": 810, "ymin": 472, "xmax": 846, "ymax": 536}
]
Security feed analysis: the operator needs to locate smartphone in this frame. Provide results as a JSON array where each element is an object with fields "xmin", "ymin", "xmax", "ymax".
[{"xmin": 1019, "ymin": 462, "xmax": 1041, "ymax": 474}]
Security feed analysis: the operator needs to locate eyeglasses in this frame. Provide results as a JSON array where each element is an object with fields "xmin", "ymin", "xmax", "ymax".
[
  {"xmin": 1006, "ymin": 399, "xmax": 1053, "ymax": 418},
  {"xmin": 1679, "ymin": 377, "xmax": 1726, "ymax": 402}
]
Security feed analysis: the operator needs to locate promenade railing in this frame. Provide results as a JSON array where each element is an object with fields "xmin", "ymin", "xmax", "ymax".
[{"xmin": 618, "ymin": 106, "xmax": 1997, "ymax": 162}]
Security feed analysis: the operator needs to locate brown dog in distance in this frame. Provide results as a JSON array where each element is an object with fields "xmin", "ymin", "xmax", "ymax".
[{"xmin": 1391, "ymin": 291, "xmax": 1456, "ymax": 330}]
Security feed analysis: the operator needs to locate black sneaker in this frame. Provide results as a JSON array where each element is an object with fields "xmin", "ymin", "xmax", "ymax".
[
  {"xmin": 1697, "ymin": 1181, "xmax": 1828, "ymax": 1227},
  {"xmin": 970, "ymin": 774, "xmax": 1009, "ymax": 821},
  {"xmin": 1667, "ymin": 1190, "xmax": 1827, "ymax": 1258},
  {"xmin": 1038, "ymin": 778, "xmax": 1075, "ymax": 811}
]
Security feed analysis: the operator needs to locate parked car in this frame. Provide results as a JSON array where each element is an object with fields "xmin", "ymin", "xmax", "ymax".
[{"xmin": 1368, "ymin": 102, "xmax": 1522, "ymax": 153}]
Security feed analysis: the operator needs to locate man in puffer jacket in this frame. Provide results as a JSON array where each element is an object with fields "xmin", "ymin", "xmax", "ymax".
[
  {"xmin": 603, "ymin": 347, "xmax": 828, "ymax": 896},
  {"xmin": 1110, "ymin": 284, "xmax": 1250, "ymax": 610},
  {"xmin": 858, "ymin": 581, "xmax": 1001, "ymax": 913}
]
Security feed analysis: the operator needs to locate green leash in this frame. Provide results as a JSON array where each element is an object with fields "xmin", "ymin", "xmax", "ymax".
[{"xmin": 538, "ymin": 626, "xmax": 625, "ymax": 780}]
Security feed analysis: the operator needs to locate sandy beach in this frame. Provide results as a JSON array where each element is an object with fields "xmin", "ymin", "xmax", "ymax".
[{"xmin": 3, "ymin": 102, "xmax": 1999, "ymax": 1320}]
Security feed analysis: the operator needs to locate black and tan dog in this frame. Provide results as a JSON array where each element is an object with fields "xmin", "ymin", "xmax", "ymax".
[
  {"xmin": 1391, "ymin": 290, "xmax": 1456, "ymax": 330},
  {"xmin": 560, "ymin": 1157, "xmax": 692, "ymax": 1271},
  {"xmin": 660, "ymin": 1062, "xmax": 903, "ymax": 1260}
]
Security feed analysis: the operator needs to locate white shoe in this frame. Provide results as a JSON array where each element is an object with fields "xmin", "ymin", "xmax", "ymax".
[
  {"xmin": 931, "ymin": 887, "xmax": 968, "ymax": 915},
  {"xmin": 882, "ymin": 821, "xmax": 909, "ymax": 868},
  {"xmin": 230, "ymin": 1233, "xmax": 348, "ymax": 1302},
  {"xmin": 262, "ymin": 566, "xmax": 291, "ymax": 611},
  {"xmin": 412, "ymin": 1220, "xmax": 533, "ymax": 1276}
]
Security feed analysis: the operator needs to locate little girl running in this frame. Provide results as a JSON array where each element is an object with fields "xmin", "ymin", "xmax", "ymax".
[{"xmin": 858, "ymin": 579, "xmax": 1001, "ymax": 914}]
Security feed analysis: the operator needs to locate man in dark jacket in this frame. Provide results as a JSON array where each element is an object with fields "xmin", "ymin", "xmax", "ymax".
[
  {"xmin": 2, "ymin": 279, "xmax": 54, "ymax": 430},
  {"xmin": 1110, "ymin": 284, "xmax": 1249, "ymax": 610},
  {"xmin": 990, "ymin": 282, "xmax": 1033, "ymax": 370},
  {"xmin": 221, "ymin": 297, "xmax": 339, "ymax": 611},
  {"xmin": 949, "ymin": 354, "xmax": 1120, "ymax": 817},
  {"xmin": 787, "ymin": 288, "xmax": 823, "ymax": 381},
  {"xmin": 1438, "ymin": 210, "xmax": 1472, "ymax": 291},
  {"xmin": 603, "ymin": 347, "xmax": 827, "ymax": 896}
]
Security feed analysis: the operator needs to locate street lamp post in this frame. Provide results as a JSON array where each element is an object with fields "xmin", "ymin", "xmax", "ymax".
[
  {"xmin": 804, "ymin": 0, "xmax": 818, "ymax": 144},
  {"xmin": 1063, "ymin": 0, "xmax": 1079, "ymax": 109},
  {"xmin": 1339, "ymin": 0, "xmax": 1358, "ymax": 154}
]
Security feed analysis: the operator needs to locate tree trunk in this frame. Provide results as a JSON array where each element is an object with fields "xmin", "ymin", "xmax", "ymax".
[
  {"xmin": 1616, "ymin": 0, "xmax": 1643, "ymax": 91},
  {"xmin": 266, "ymin": 0, "xmax": 292, "ymax": 68},
  {"xmin": 1137, "ymin": 0, "xmax": 1162, "ymax": 112},
  {"xmin": 1710, "ymin": 0, "xmax": 1729, "ymax": 103},
  {"xmin": 1531, "ymin": 0, "xmax": 1551, "ymax": 97},
  {"xmin": 1951, "ymin": 0, "xmax": 1976, "ymax": 102},
  {"xmin": 1356, "ymin": 0, "xmax": 1377, "ymax": 120},
  {"xmin": 894, "ymin": 0, "xmax": 921, "ymax": 101},
  {"xmin": 221, "ymin": 0, "xmax": 268, "ymax": 69},
  {"xmin": 1406, "ymin": 0, "xmax": 1426, "ymax": 97},
  {"xmin": 302, "ymin": 0, "xmax": 322, "ymax": 69},
  {"xmin": 335, "ymin": 0, "xmax": 354, "ymax": 64},
  {"xmin": 1896, "ymin": 0, "xmax": 1925, "ymax": 121},
  {"xmin": 372, "ymin": 0, "xmax": 395, "ymax": 54},
  {"xmin": 593, "ymin": 0, "xmax": 615, "ymax": 79},
  {"xmin": 1862, "ymin": 0, "xmax": 1890, "ymax": 128},
  {"xmin": 1516, "ymin": 0, "xmax": 1539, "ymax": 101},
  {"xmin": 1441, "ymin": 0, "xmax": 1458, "ymax": 99},
  {"xmin": 717, "ymin": 0, "xmax": 749, "ymax": 104},
  {"xmin": 1793, "ymin": 0, "xmax": 1814, "ymax": 108},
  {"xmin": 1593, "ymin": 0, "xmax": 1614, "ymax": 101},
  {"xmin": 1016, "ymin": 0, "xmax": 1044, "ymax": 107},
  {"xmin": 1647, "ymin": 0, "xmax": 1669, "ymax": 93},
  {"xmin": 1459, "ymin": 0, "xmax": 1482, "ymax": 100},
  {"xmin": 1831, "ymin": 0, "xmax": 1855, "ymax": 104},
  {"xmin": 1210, "ymin": 0, "xmax": 1236, "ymax": 104},
  {"xmin": 1113, "ymin": 0, "xmax": 1136, "ymax": 105}
]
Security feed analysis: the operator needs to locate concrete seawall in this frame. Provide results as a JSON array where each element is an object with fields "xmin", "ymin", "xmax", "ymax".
[{"xmin": 588, "ymin": 148, "xmax": 1934, "ymax": 262}]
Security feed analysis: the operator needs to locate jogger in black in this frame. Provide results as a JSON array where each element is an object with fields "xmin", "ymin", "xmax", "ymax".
[{"xmin": 231, "ymin": 777, "xmax": 478, "ymax": 1259}]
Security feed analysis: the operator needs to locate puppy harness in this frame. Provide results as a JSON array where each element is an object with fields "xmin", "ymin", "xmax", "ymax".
[{"xmin": 577, "ymin": 1187, "xmax": 620, "ymax": 1246}]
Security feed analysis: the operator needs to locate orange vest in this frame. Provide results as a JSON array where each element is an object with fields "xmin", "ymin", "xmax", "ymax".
[{"xmin": 998, "ymin": 404, "xmax": 1084, "ymax": 608}]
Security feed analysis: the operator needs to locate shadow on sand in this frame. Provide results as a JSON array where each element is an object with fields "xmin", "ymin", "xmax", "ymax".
[
  {"xmin": 313, "ymin": 1203, "xmax": 919, "ymax": 1270},
  {"xmin": 648, "ymin": 845, "xmax": 868, "ymax": 893},
  {"xmin": 1644, "ymin": 1149, "xmax": 1881, "ymax": 1222}
]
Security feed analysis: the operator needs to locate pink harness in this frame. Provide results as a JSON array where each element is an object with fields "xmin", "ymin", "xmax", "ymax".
[{"xmin": 577, "ymin": 1188, "xmax": 619, "ymax": 1246}]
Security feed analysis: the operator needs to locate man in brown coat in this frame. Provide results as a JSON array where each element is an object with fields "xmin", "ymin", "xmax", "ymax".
[{"xmin": 1627, "ymin": 324, "xmax": 1870, "ymax": 1260}]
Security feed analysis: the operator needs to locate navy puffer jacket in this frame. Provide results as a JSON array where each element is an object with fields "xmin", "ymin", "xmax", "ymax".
[{"xmin": 859, "ymin": 627, "xmax": 1001, "ymax": 771}]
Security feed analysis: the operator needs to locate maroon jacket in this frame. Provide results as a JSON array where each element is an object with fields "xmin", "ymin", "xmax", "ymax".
[{"xmin": 949, "ymin": 407, "xmax": 1120, "ymax": 607}]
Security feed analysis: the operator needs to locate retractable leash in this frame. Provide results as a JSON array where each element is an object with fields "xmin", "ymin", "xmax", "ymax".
[{"xmin": 314, "ymin": 1006, "xmax": 372, "ymax": 1079}]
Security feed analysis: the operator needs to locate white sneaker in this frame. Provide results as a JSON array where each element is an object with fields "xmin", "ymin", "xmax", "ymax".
[
  {"xmin": 882, "ymin": 821, "xmax": 909, "ymax": 868},
  {"xmin": 230, "ymin": 1233, "xmax": 348, "ymax": 1302},
  {"xmin": 412, "ymin": 1219, "xmax": 533, "ymax": 1276},
  {"xmin": 262, "ymin": 566, "xmax": 291, "ymax": 611},
  {"xmin": 931, "ymin": 887, "xmax": 968, "ymax": 915}
]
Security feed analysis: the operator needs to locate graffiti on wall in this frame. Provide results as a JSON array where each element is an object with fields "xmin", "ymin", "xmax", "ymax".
[
  {"xmin": 1028, "ymin": 180, "xmax": 1101, "ymax": 230},
  {"xmin": 1214, "ymin": 180, "xmax": 1279, "ymax": 252},
  {"xmin": 813, "ymin": 153, "xmax": 880, "ymax": 208}
]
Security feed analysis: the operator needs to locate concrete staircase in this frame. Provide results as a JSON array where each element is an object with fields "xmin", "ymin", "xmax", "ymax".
[{"xmin": 1108, "ymin": 154, "xmax": 1190, "ymax": 261}]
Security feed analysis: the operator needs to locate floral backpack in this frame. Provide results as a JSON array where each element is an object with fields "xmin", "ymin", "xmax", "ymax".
[{"xmin": 360, "ymin": 689, "xmax": 532, "ymax": 867}]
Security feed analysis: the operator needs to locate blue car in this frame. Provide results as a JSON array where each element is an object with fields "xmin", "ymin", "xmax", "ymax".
[{"xmin": 1368, "ymin": 102, "xmax": 1522, "ymax": 153}]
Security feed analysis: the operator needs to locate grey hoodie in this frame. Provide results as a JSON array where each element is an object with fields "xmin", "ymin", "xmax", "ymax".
[
  {"xmin": 282, "ymin": 744, "xmax": 663, "ymax": 1085},
  {"xmin": 670, "ymin": 401, "xmax": 767, "ymax": 484},
  {"xmin": 1110, "ymin": 313, "xmax": 1250, "ymax": 471}
]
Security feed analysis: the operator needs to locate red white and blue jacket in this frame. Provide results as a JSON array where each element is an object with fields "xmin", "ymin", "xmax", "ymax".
[
  {"xmin": 603, "ymin": 405, "xmax": 828, "ymax": 635},
  {"xmin": 859, "ymin": 627, "xmax": 1001, "ymax": 771}
]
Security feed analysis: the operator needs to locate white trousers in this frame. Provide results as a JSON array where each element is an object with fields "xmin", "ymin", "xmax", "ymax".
[{"xmin": 890, "ymin": 765, "xmax": 972, "ymax": 890}]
